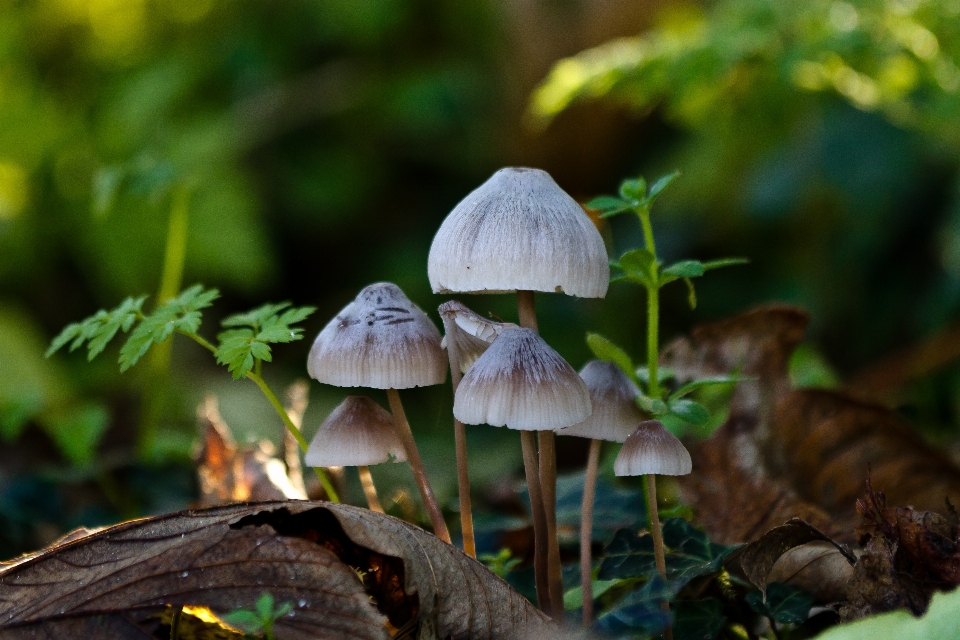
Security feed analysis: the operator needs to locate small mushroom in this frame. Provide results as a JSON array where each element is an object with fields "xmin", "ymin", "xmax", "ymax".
[
  {"xmin": 556, "ymin": 361, "xmax": 644, "ymax": 624},
  {"xmin": 305, "ymin": 396, "xmax": 406, "ymax": 513},
  {"xmin": 307, "ymin": 282, "xmax": 450, "ymax": 542}
]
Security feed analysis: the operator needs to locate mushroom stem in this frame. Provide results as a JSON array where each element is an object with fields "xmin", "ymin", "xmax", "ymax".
[
  {"xmin": 517, "ymin": 289, "xmax": 563, "ymax": 621},
  {"xmin": 358, "ymin": 466, "xmax": 384, "ymax": 513},
  {"xmin": 440, "ymin": 314, "xmax": 476, "ymax": 558},
  {"xmin": 581, "ymin": 438, "xmax": 602, "ymax": 624},
  {"xmin": 521, "ymin": 430, "xmax": 551, "ymax": 615},
  {"xmin": 645, "ymin": 473, "xmax": 672, "ymax": 640},
  {"xmin": 386, "ymin": 388, "xmax": 452, "ymax": 543}
]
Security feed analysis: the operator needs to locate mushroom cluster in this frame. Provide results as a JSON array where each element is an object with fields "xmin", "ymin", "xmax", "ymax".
[{"xmin": 300, "ymin": 166, "xmax": 694, "ymax": 626}]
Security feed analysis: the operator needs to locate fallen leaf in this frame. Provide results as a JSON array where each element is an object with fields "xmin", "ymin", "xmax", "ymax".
[
  {"xmin": 767, "ymin": 541, "xmax": 855, "ymax": 604},
  {"xmin": 0, "ymin": 501, "xmax": 554, "ymax": 639}
]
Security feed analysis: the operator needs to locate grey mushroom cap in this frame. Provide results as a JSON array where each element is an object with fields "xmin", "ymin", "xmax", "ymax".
[
  {"xmin": 305, "ymin": 396, "xmax": 407, "ymax": 467},
  {"xmin": 307, "ymin": 282, "xmax": 447, "ymax": 389},
  {"xmin": 438, "ymin": 300, "xmax": 518, "ymax": 373},
  {"xmin": 453, "ymin": 326, "xmax": 591, "ymax": 430},
  {"xmin": 556, "ymin": 360, "xmax": 644, "ymax": 442},
  {"xmin": 427, "ymin": 167, "xmax": 609, "ymax": 298},
  {"xmin": 614, "ymin": 420, "xmax": 692, "ymax": 476}
]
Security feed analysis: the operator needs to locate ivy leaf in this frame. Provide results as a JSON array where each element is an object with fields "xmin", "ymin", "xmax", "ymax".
[
  {"xmin": 674, "ymin": 598, "xmax": 726, "ymax": 640},
  {"xmin": 670, "ymin": 375, "xmax": 752, "ymax": 400},
  {"xmin": 668, "ymin": 398, "xmax": 711, "ymax": 426},
  {"xmin": 746, "ymin": 582, "xmax": 814, "ymax": 625},
  {"xmin": 216, "ymin": 302, "xmax": 316, "ymax": 379},
  {"xmin": 599, "ymin": 519, "xmax": 740, "ymax": 589},
  {"xmin": 119, "ymin": 285, "xmax": 220, "ymax": 372},
  {"xmin": 597, "ymin": 574, "xmax": 673, "ymax": 635},
  {"xmin": 586, "ymin": 333, "xmax": 637, "ymax": 384},
  {"xmin": 46, "ymin": 296, "xmax": 148, "ymax": 361}
]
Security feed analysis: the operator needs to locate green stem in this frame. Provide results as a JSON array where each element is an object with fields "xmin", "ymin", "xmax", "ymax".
[
  {"xmin": 637, "ymin": 206, "xmax": 661, "ymax": 400},
  {"xmin": 247, "ymin": 371, "xmax": 340, "ymax": 503}
]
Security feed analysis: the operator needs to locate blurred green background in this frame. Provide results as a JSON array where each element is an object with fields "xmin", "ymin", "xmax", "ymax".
[{"xmin": 3, "ymin": 0, "xmax": 960, "ymax": 557}]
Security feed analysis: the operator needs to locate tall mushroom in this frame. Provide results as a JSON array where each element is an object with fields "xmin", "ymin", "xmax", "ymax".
[
  {"xmin": 429, "ymin": 166, "xmax": 608, "ymax": 615},
  {"xmin": 438, "ymin": 300, "xmax": 517, "ymax": 558},
  {"xmin": 454, "ymin": 326, "xmax": 591, "ymax": 614},
  {"xmin": 614, "ymin": 419, "xmax": 692, "ymax": 640},
  {"xmin": 307, "ymin": 282, "xmax": 451, "ymax": 542},
  {"xmin": 305, "ymin": 396, "xmax": 407, "ymax": 513},
  {"xmin": 556, "ymin": 360, "xmax": 644, "ymax": 624}
]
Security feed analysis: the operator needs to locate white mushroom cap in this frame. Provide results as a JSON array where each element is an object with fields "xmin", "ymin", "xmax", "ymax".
[
  {"xmin": 305, "ymin": 396, "xmax": 407, "ymax": 467},
  {"xmin": 614, "ymin": 420, "xmax": 692, "ymax": 476},
  {"xmin": 428, "ymin": 167, "xmax": 609, "ymax": 298},
  {"xmin": 453, "ymin": 326, "xmax": 591, "ymax": 430},
  {"xmin": 307, "ymin": 282, "xmax": 447, "ymax": 389},
  {"xmin": 556, "ymin": 360, "xmax": 644, "ymax": 442},
  {"xmin": 438, "ymin": 300, "xmax": 518, "ymax": 373}
]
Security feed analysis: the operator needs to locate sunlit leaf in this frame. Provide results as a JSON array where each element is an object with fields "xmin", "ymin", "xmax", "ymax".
[
  {"xmin": 668, "ymin": 398, "xmax": 711, "ymax": 425},
  {"xmin": 46, "ymin": 296, "xmax": 148, "ymax": 361},
  {"xmin": 586, "ymin": 333, "xmax": 637, "ymax": 384},
  {"xmin": 216, "ymin": 302, "xmax": 316, "ymax": 379}
]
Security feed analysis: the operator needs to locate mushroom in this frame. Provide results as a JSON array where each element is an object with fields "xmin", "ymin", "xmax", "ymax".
[
  {"xmin": 556, "ymin": 360, "xmax": 644, "ymax": 623},
  {"xmin": 437, "ymin": 300, "xmax": 517, "ymax": 558},
  {"xmin": 307, "ymin": 282, "xmax": 450, "ymax": 542},
  {"xmin": 615, "ymin": 419, "xmax": 692, "ymax": 637},
  {"xmin": 305, "ymin": 396, "xmax": 407, "ymax": 512},
  {"xmin": 453, "ymin": 325, "xmax": 590, "ymax": 609},
  {"xmin": 428, "ymin": 166, "xmax": 608, "ymax": 616}
]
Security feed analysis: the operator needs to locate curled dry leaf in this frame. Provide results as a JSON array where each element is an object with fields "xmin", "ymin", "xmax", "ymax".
[
  {"xmin": 0, "ymin": 501, "xmax": 554, "ymax": 640},
  {"xmin": 734, "ymin": 518, "xmax": 855, "ymax": 604}
]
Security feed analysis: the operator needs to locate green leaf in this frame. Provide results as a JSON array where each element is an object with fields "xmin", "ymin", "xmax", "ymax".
[
  {"xmin": 661, "ymin": 260, "xmax": 705, "ymax": 279},
  {"xmin": 746, "ymin": 582, "xmax": 814, "ymax": 625},
  {"xmin": 221, "ymin": 610, "xmax": 263, "ymax": 631},
  {"xmin": 674, "ymin": 599, "xmax": 726, "ymax": 640},
  {"xmin": 43, "ymin": 404, "xmax": 110, "ymax": 467},
  {"xmin": 618, "ymin": 177, "xmax": 647, "ymax": 201},
  {"xmin": 636, "ymin": 394, "xmax": 668, "ymax": 415},
  {"xmin": 46, "ymin": 296, "xmax": 148, "ymax": 360},
  {"xmin": 670, "ymin": 375, "xmax": 753, "ymax": 400},
  {"xmin": 646, "ymin": 171, "xmax": 679, "ymax": 204},
  {"xmin": 256, "ymin": 592, "xmax": 275, "ymax": 619},
  {"xmin": 118, "ymin": 285, "xmax": 219, "ymax": 372},
  {"xmin": 668, "ymin": 398, "xmax": 711, "ymax": 425},
  {"xmin": 563, "ymin": 579, "xmax": 621, "ymax": 609},
  {"xmin": 215, "ymin": 302, "xmax": 316, "ymax": 379},
  {"xmin": 597, "ymin": 574, "xmax": 673, "ymax": 635},
  {"xmin": 700, "ymin": 257, "xmax": 750, "ymax": 271},
  {"xmin": 636, "ymin": 366, "xmax": 675, "ymax": 386},
  {"xmin": 812, "ymin": 583, "xmax": 960, "ymax": 640},
  {"xmin": 598, "ymin": 519, "xmax": 740, "ymax": 587},
  {"xmin": 586, "ymin": 333, "xmax": 636, "ymax": 383},
  {"xmin": 587, "ymin": 195, "xmax": 632, "ymax": 217},
  {"xmin": 684, "ymin": 277, "xmax": 697, "ymax": 309},
  {"xmin": 619, "ymin": 248, "xmax": 657, "ymax": 276}
]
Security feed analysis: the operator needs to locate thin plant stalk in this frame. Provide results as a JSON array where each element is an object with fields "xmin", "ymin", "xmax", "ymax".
[
  {"xmin": 517, "ymin": 289, "xmax": 564, "ymax": 620},
  {"xmin": 178, "ymin": 330, "xmax": 340, "ymax": 502},
  {"xmin": 521, "ymin": 429, "xmax": 551, "ymax": 614},
  {"xmin": 581, "ymin": 438, "xmax": 602, "ymax": 624},
  {"xmin": 440, "ymin": 314, "xmax": 476, "ymax": 558},
  {"xmin": 638, "ymin": 203, "xmax": 672, "ymax": 640},
  {"xmin": 386, "ymin": 387, "xmax": 452, "ymax": 543},
  {"xmin": 358, "ymin": 466, "xmax": 384, "ymax": 513}
]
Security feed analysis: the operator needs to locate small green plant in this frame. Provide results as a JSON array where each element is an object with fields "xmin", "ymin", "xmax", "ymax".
[
  {"xmin": 478, "ymin": 547, "xmax": 523, "ymax": 579},
  {"xmin": 45, "ymin": 285, "xmax": 339, "ymax": 501},
  {"xmin": 221, "ymin": 593, "xmax": 293, "ymax": 640}
]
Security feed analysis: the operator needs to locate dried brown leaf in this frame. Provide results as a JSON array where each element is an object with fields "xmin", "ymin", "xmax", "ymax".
[
  {"xmin": 0, "ymin": 501, "xmax": 553, "ymax": 640},
  {"xmin": 768, "ymin": 541, "xmax": 855, "ymax": 603}
]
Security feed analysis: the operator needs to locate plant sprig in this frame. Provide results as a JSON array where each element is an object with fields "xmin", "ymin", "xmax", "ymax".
[{"xmin": 46, "ymin": 285, "xmax": 338, "ymax": 501}]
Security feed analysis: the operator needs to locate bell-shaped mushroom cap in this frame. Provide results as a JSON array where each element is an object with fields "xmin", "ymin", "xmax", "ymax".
[
  {"xmin": 438, "ymin": 300, "xmax": 518, "ymax": 373},
  {"xmin": 454, "ymin": 327, "xmax": 591, "ymax": 430},
  {"xmin": 307, "ymin": 282, "xmax": 446, "ymax": 389},
  {"xmin": 428, "ymin": 167, "xmax": 609, "ymax": 298},
  {"xmin": 614, "ymin": 420, "xmax": 692, "ymax": 476},
  {"xmin": 556, "ymin": 360, "xmax": 644, "ymax": 442},
  {"xmin": 305, "ymin": 396, "xmax": 407, "ymax": 467}
]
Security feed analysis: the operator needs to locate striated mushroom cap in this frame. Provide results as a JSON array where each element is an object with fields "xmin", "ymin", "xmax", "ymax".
[
  {"xmin": 438, "ymin": 300, "xmax": 518, "ymax": 373},
  {"xmin": 614, "ymin": 420, "xmax": 692, "ymax": 476},
  {"xmin": 556, "ymin": 360, "xmax": 644, "ymax": 442},
  {"xmin": 305, "ymin": 396, "xmax": 407, "ymax": 467},
  {"xmin": 307, "ymin": 282, "xmax": 446, "ymax": 389},
  {"xmin": 454, "ymin": 327, "xmax": 591, "ymax": 430},
  {"xmin": 428, "ymin": 167, "xmax": 609, "ymax": 298}
]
